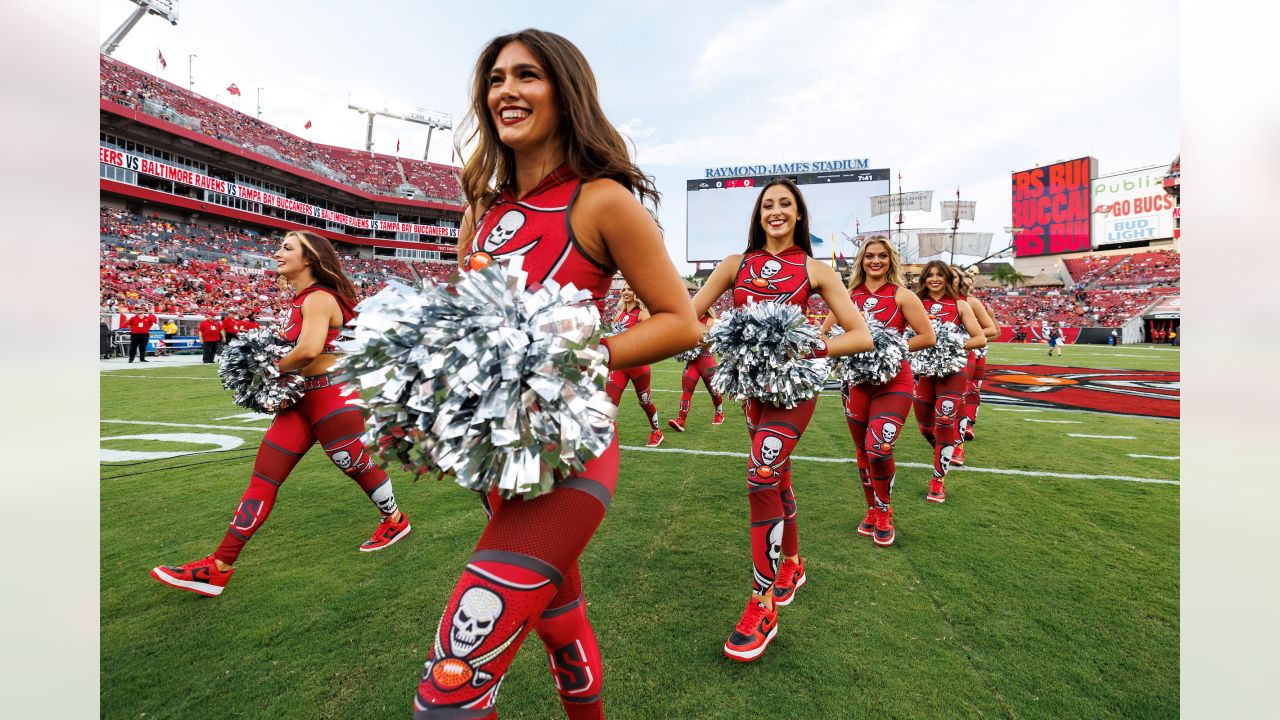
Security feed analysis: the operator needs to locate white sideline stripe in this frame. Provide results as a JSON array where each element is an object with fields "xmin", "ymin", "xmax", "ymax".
[
  {"xmin": 988, "ymin": 407, "xmax": 1042, "ymax": 413},
  {"xmin": 617, "ymin": 445, "xmax": 1178, "ymax": 485},
  {"xmin": 1129, "ymin": 454, "xmax": 1179, "ymax": 460},
  {"xmin": 107, "ymin": 375, "xmax": 216, "ymax": 380},
  {"xmin": 1067, "ymin": 433, "xmax": 1137, "ymax": 439},
  {"xmin": 101, "ymin": 419, "xmax": 1178, "ymax": 485},
  {"xmin": 1024, "ymin": 419, "xmax": 1082, "ymax": 424},
  {"xmin": 102, "ymin": 419, "xmax": 270, "ymax": 433}
]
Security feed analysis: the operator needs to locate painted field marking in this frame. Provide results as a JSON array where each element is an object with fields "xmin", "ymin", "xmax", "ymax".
[
  {"xmin": 619, "ymin": 445, "xmax": 1177, "ymax": 486},
  {"xmin": 1129, "ymin": 454, "xmax": 1179, "ymax": 461},
  {"xmin": 101, "ymin": 433, "xmax": 246, "ymax": 462},
  {"xmin": 102, "ymin": 419, "xmax": 270, "ymax": 432},
  {"xmin": 1024, "ymin": 419, "xmax": 1082, "ymax": 424},
  {"xmin": 1067, "ymin": 433, "xmax": 1137, "ymax": 440},
  {"xmin": 105, "ymin": 375, "xmax": 215, "ymax": 380},
  {"xmin": 103, "ymin": 419, "xmax": 1178, "ymax": 486}
]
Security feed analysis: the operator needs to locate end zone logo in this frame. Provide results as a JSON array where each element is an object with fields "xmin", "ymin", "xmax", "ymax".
[{"xmin": 981, "ymin": 365, "xmax": 1179, "ymax": 419}]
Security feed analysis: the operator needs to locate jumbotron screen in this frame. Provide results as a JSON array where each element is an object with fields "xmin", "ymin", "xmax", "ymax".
[
  {"xmin": 1011, "ymin": 157, "xmax": 1097, "ymax": 257},
  {"xmin": 685, "ymin": 169, "xmax": 890, "ymax": 263}
]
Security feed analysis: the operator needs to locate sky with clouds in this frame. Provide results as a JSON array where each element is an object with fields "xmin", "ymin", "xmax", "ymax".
[{"xmin": 100, "ymin": 0, "xmax": 1178, "ymax": 271}]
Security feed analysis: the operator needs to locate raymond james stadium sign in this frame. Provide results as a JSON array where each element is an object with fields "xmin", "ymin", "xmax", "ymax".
[{"xmin": 704, "ymin": 158, "xmax": 870, "ymax": 177}]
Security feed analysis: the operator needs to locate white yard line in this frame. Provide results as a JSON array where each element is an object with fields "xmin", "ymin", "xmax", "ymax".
[
  {"xmin": 1024, "ymin": 419, "xmax": 1082, "ymax": 424},
  {"xmin": 1128, "ymin": 454, "xmax": 1179, "ymax": 460},
  {"xmin": 103, "ymin": 418, "xmax": 1178, "ymax": 486},
  {"xmin": 988, "ymin": 407, "xmax": 1042, "ymax": 413},
  {"xmin": 1067, "ymin": 433, "xmax": 1137, "ymax": 439}
]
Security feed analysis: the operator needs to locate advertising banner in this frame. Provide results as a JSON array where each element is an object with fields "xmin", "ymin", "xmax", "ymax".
[
  {"xmin": 100, "ymin": 146, "xmax": 459, "ymax": 239},
  {"xmin": 1090, "ymin": 165, "xmax": 1176, "ymax": 246},
  {"xmin": 917, "ymin": 232, "xmax": 993, "ymax": 258},
  {"xmin": 1011, "ymin": 157, "xmax": 1096, "ymax": 257},
  {"xmin": 939, "ymin": 200, "xmax": 976, "ymax": 221},
  {"xmin": 869, "ymin": 190, "xmax": 933, "ymax": 216}
]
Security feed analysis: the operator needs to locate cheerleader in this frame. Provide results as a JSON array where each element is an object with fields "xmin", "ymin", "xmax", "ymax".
[
  {"xmin": 913, "ymin": 261, "xmax": 987, "ymax": 503},
  {"xmin": 608, "ymin": 283, "xmax": 665, "ymax": 446},
  {"xmin": 820, "ymin": 237, "xmax": 935, "ymax": 546},
  {"xmin": 955, "ymin": 269, "xmax": 999, "ymax": 451},
  {"xmin": 667, "ymin": 309, "xmax": 726, "ymax": 431},
  {"xmin": 417, "ymin": 29, "xmax": 702, "ymax": 718},
  {"xmin": 151, "ymin": 231, "xmax": 409, "ymax": 598},
  {"xmin": 691, "ymin": 177, "xmax": 872, "ymax": 662}
]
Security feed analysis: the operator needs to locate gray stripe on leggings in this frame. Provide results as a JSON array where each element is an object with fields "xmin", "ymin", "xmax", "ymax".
[{"xmin": 468, "ymin": 549, "xmax": 564, "ymax": 588}]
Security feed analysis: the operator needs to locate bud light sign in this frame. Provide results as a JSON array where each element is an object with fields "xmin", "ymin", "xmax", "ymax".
[{"xmin": 1090, "ymin": 166, "xmax": 1176, "ymax": 247}]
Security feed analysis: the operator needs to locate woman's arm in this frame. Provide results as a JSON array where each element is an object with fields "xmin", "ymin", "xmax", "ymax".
[
  {"xmin": 455, "ymin": 205, "xmax": 476, "ymax": 269},
  {"xmin": 897, "ymin": 288, "xmax": 937, "ymax": 352},
  {"xmin": 956, "ymin": 301, "xmax": 988, "ymax": 351},
  {"xmin": 690, "ymin": 257, "xmax": 740, "ymax": 318},
  {"xmin": 808, "ymin": 259, "xmax": 872, "ymax": 356},
  {"xmin": 573, "ymin": 180, "xmax": 702, "ymax": 368},
  {"xmin": 277, "ymin": 292, "xmax": 339, "ymax": 373}
]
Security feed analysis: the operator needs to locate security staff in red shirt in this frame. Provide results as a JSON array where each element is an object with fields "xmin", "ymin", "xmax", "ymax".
[
  {"xmin": 123, "ymin": 307, "xmax": 158, "ymax": 363},
  {"xmin": 222, "ymin": 312, "xmax": 241, "ymax": 344},
  {"xmin": 199, "ymin": 311, "xmax": 225, "ymax": 364}
]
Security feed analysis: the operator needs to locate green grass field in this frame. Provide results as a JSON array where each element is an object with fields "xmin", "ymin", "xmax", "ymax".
[{"xmin": 101, "ymin": 344, "xmax": 1179, "ymax": 719}]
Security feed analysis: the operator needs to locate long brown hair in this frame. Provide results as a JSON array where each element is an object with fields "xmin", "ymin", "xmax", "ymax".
[
  {"xmin": 847, "ymin": 236, "xmax": 904, "ymax": 289},
  {"xmin": 284, "ymin": 231, "xmax": 358, "ymax": 305},
  {"xmin": 746, "ymin": 177, "xmax": 812, "ymax": 256},
  {"xmin": 458, "ymin": 29, "xmax": 659, "ymax": 216},
  {"xmin": 915, "ymin": 260, "xmax": 962, "ymax": 300}
]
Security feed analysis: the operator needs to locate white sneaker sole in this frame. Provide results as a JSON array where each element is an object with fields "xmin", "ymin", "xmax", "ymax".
[
  {"xmin": 773, "ymin": 572, "xmax": 806, "ymax": 607},
  {"xmin": 150, "ymin": 567, "xmax": 224, "ymax": 597},
  {"xmin": 723, "ymin": 625, "xmax": 778, "ymax": 661},
  {"xmin": 360, "ymin": 523, "xmax": 412, "ymax": 552}
]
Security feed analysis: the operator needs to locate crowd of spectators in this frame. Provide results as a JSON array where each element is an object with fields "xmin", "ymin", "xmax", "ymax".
[
  {"xmin": 1093, "ymin": 250, "xmax": 1180, "ymax": 288},
  {"xmin": 977, "ymin": 287, "xmax": 1159, "ymax": 328},
  {"xmin": 100, "ymin": 54, "xmax": 462, "ymax": 201}
]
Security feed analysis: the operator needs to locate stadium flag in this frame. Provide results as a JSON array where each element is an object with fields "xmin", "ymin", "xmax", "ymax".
[
  {"xmin": 831, "ymin": 233, "xmax": 836, "ymax": 265},
  {"xmin": 396, "ymin": 138, "xmax": 401, "ymax": 153},
  {"xmin": 304, "ymin": 119, "xmax": 312, "ymax": 129},
  {"xmin": 157, "ymin": 49, "xmax": 167, "ymax": 70},
  {"xmin": 227, "ymin": 83, "xmax": 241, "ymax": 96}
]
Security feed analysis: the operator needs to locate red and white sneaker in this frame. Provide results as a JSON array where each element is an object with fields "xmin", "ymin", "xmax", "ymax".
[
  {"xmin": 927, "ymin": 478, "xmax": 947, "ymax": 503},
  {"xmin": 667, "ymin": 417, "xmax": 686, "ymax": 433},
  {"xmin": 771, "ymin": 557, "xmax": 807, "ymax": 606},
  {"xmin": 712, "ymin": 410, "xmax": 726, "ymax": 426},
  {"xmin": 360, "ymin": 511, "xmax": 411, "ymax": 552},
  {"xmin": 963, "ymin": 428, "xmax": 975, "ymax": 442},
  {"xmin": 645, "ymin": 429, "xmax": 664, "ymax": 447},
  {"xmin": 873, "ymin": 506, "xmax": 896, "ymax": 547},
  {"xmin": 952, "ymin": 444, "xmax": 966, "ymax": 466},
  {"xmin": 856, "ymin": 507, "xmax": 876, "ymax": 537},
  {"xmin": 150, "ymin": 555, "xmax": 233, "ymax": 597},
  {"xmin": 723, "ymin": 597, "xmax": 778, "ymax": 662}
]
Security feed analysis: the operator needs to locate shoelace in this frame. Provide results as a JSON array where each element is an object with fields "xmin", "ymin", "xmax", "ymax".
[
  {"xmin": 736, "ymin": 601, "xmax": 769, "ymax": 633},
  {"xmin": 776, "ymin": 562, "xmax": 797, "ymax": 587}
]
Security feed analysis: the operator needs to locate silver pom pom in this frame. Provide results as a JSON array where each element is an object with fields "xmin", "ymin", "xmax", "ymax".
[
  {"xmin": 673, "ymin": 338, "xmax": 708, "ymax": 364},
  {"xmin": 827, "ymin": 320, "xmax": 908, "ymax": 386},
  {"xmin": 974, "ymin": 346, "xmax": 989, "ymax": 359},
  {"xmin": 707, "ymin": 301, "xmax": 827, "ymax": 409},
  {"xmin": 907, "ymin": 319, "xmax": 969, "ymax": 377},
  {"xmin": 333, "ymin": 257, "xmax": 617, "ymax": 499},
  {"xmin": 217, "ymin": 329, "xmax": 305, "ymax": 413}
]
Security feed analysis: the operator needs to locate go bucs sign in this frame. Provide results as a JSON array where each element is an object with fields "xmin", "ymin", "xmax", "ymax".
[
  {"xmin": 1091, "ymin": 166, "xmax": 1177, "ymax": 246},
  {"xmin": 1011, "ymin": 157, "xmax": 1097, "ymax": 257}
]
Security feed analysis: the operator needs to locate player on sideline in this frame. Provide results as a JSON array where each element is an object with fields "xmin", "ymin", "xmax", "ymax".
[
  {"xmin": 691, "ymin": 177, "xmax": 872, "ymax": 662},
  {"xmin": 608, "ymin": 283, "xmax": 665, "ymax": 447},
  {"xmin": 955, "ymin": 269, "xmax": 999, "ymax": 455},
  {"xmin": 667, "ymin": 309, "xmax": 726, "ymax": 431},
  {"xmin": 913, "ymin": 261, "xmax": 987, "ymax": 503},
  {"xmin": 151, "ymin": 231, "xmax": 410, "ymax": 598},
  {"xmin": 419, "ymin": 29, "xmax": 702, "ymax": 719},
  {"xmin": 821, "ymin": 237, "xmax": 934, "ymax": 546}
]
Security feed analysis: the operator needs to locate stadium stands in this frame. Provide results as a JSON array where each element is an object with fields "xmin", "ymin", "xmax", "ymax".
[{"xmin": 100, "ymin": 55, "xmax": 461, "ymax": 201}]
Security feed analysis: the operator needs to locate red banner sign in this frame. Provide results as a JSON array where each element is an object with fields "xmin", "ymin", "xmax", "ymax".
[{"xmin": 1011, "ymin": 157, "xmax": 1096, "ymax": 257}]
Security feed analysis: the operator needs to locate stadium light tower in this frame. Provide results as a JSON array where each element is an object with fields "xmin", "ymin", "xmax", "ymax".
[
  {"xmin": 348, "ymin": 98, "xmax": 453, "ymax": 160},
  {"xmin": 100, "ymin": 0, "xmax": 179, "ymax": 56}
]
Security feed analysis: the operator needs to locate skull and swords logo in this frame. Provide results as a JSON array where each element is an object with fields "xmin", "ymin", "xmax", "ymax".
[
  {"xmin": 753, "ymin": 435, "xmax": 784, "ymax": 479},
  {"xmin": 423, "ymin": 587, "xmax": 522, "ymax": 693},
  {"xmin": 747, "ymin": 258, "xmax": 791, "ymax": 291},
  {"xmin": 875, "ymin": 422, "xmax": 898, "ymax": 453},
  {"xmin": 469, "ymin": 208, "xmax": 533, "ymax": 270}
]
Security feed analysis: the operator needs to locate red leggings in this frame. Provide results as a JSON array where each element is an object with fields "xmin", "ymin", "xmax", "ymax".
[
  {"xmin": 607, "ymin": 366, "xmax": 658, "ymax": 431},
  {"xmin": 913, "ymin": 372, "xmax": 968, "ymax": 482},
  {"xmin": 213, "ymin": 380, "xmax": 397, "ymax": 566},
  {"xmin": 413, "ymin": 439, "xmax": 619, "ymax": 720},
  {"xmin": 676, "ymin": 354, "xmax": 723, "ymax": 421},
  {"xmin": 962, "ymin": 353, "xmax": 988, "ymax": 433},
  {"xmin": 744, "ymin": 397, "xmax": 816, "ymax": 595},
  {"xmin": 842, "ymin": 363, "xmax": 914, "ymax": 512}
]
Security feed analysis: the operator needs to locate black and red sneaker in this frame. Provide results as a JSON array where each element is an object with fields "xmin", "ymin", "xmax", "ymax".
[
  {"xmin": 360, "ymin": 511, "xmax": 411, "ymax": 552},
  {"xmin": 723, "ymin": 598, "xmax": 778, "ymax": 662},
  {"xmin": 952, "ymin": 444, "xmax": 966, "ymax": 466},
  {"xmin": 667, "ymin": 417, "xmax": 686, "ymax": 433},
  {"xmin": 873, "ymin": 506, "xmax": 896, "ymax": 547},
  {"xmin": 771, "ymin": 557, "xmax": 807, "ymax": 606},
  {"xmin": 927, "ymin": 478, "xmax": 947, "ymax": 503},
  {"xmin": 150, "ymin": 555, "xmax": 233, "ymax": 597},
  {"xmin": 645, "ymin": 429, "xmax": 664, "ymax": 448},
  {"xmin": 712, "ymin": 410, "xmax": 726, "ymax": 426},
  {"xmin": 856, "ymin": 507, "xmax": 876, "ymax": 537}
]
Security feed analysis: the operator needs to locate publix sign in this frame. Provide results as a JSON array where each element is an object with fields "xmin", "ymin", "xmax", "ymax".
[{"xmin": 1091, "ymin": 165, "xmax": 1176, "ymax": 247}]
